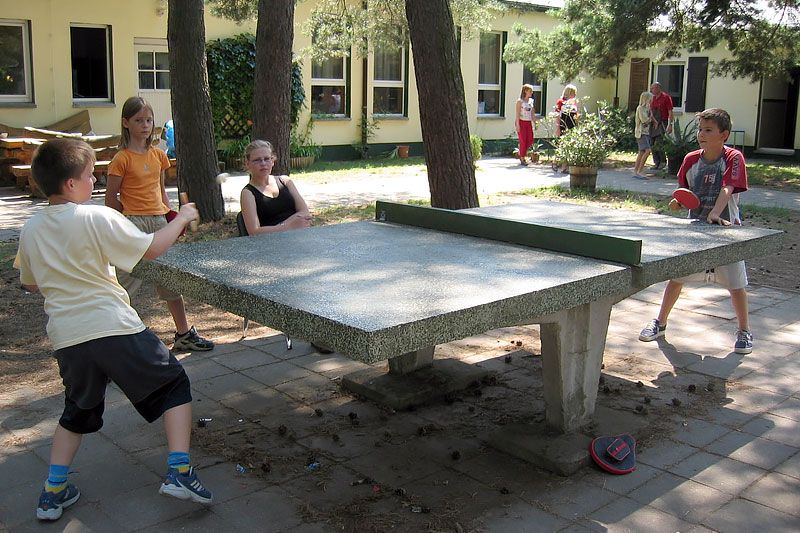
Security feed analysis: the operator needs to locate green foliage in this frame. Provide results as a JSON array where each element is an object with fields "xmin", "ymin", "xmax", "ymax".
[
  {"xmin": 469, "ymin": 134, "xmax": 483, "ymax": 161},
  {"xmin": 206, "ymin": 33, "xmax": 305, "ymax": 141},
  {"xmin": 596, "ymin": 101, "xmax": 637, "ymax": 151},
  {"xmin": 504, "ymin": 0, "xmax": 800, "ymax": 83},
  {"xmin": 290, "ymin": 119, "xmax": 322, "ymax": 158},
  {"xmin": 351, "ymin": 113, "xmax": 381, "ymax": 159},
  {"xmin": 205, "ymin": 0, "xmax": 257, "ymax": 23},
  {"xmin": 220, "ymin": 134, "xmax": 250, "ymax": 171},
  {"xmin": 303, "ymin": 0, "xmax": 504, "ymax": 60},
  {"xmin": 661, "ymin": 118, "xmax": 699, "ymax": 158},
  {"xmin": 554, "ymin": 112, "xmax": 615, "ymax": 167}
]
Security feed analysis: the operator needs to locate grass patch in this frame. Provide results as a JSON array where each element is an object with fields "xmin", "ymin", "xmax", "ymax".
[
  {"xmin": 292, "ymin": 156, "xmax": 427, "ymax": 183},
  {"xmin": 746, "ymin": 162, "xmax": 800, "ymax": 192},
  {"xmin": 606, "ymin": 151, "xmax": 638, "ymax": 168},
  {"xmin": 1, "ymin": 241, "xmax": 18, "ymax": 273}
]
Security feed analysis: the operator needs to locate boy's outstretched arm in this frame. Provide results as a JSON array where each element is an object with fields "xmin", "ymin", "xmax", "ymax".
[
  {"xmin": 144, "ymin": 203, "xmax": 199, "ymax": 259},
  {"xmin": 707, "ymin": 185, "xmax": 734, "ymax": 226}
]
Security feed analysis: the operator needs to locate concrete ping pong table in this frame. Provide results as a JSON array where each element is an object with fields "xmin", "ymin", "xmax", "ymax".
[{"xmin": 133, "ymin": 199, "xmax": 782, "ymax": 473}]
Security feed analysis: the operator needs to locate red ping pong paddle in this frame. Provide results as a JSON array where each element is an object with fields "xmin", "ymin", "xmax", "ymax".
[
  {"xmin": 673, "ymin": 188, "xmax": 700, "ymax": 210},
  {"xmin": 165, "ymin": 210, "xmax": 186, "ymax": 237}
]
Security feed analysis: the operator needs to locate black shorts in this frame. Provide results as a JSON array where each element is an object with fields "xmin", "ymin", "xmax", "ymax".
[{"xmin": 55, "ymin": 329, "xmax": 192, "ymax": 433}]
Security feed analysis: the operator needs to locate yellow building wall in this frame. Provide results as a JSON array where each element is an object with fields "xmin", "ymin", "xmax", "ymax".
[
  {"xmin": 2, "ymin": 2, "xmax": 791, "ymax": 152},
  {"xmin": 1, "ymin": 0, "xmax": 172, "ymax": 135}
]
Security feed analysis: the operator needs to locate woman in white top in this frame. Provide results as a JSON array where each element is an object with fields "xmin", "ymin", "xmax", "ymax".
[{"xmin": 515, "ymin": 84, "xmax": 537, "ymax": 166}]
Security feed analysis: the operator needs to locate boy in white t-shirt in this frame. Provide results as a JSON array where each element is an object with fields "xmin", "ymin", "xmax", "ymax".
[{"xmin": 14, "ymin": 138, "xmax": 213, "ymax": 521}]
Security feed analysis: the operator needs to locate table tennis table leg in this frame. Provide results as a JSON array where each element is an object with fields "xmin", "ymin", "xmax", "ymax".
[{"xmin": 538, "ymin": 296, "xmax": 615, "ymax": 433}]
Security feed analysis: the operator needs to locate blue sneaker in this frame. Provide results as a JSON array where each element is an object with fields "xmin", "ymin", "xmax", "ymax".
[
  {"xmin": 734, "ymin": 329, "xmax": 753, "ymax": 354},
  {"xmin": 37, "ymin": 484, "xmax": 80, "ymax": 521},
  {"xmin": 158, "ymin": 466, "xmax": 213, "ymax": 504},
  {"xmin": 639, "ymin": 318, "xmax": 666, "ymax": 341}
]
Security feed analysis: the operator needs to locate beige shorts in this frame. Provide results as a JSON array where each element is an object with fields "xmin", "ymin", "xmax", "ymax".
[
  {"xmin": 117, "ymin": 214, "xmax": 182, "ymax": 302},
  {"xmin": 673, "ymin": 261, "xmax": 748, "ymax": 290}
]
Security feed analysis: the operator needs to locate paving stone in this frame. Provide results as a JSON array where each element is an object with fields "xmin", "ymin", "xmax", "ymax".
[
  {"xmin": 739, "ymin": 413, "xmax": 800, "ymax": 447},
  {"xmin": 724, "ymin": 385, "xmax": 790, "ymax": 415},
  {"xmin": 289, "ymin": 351, "xmax": 356, "ymax": 373},
  {"xmin": 526, "ymin": 478, "xmax": 618, "ymax": 521},
  {"xmin": 0, "ymin": 448, "xmax": 47, "ymax": 491},
  {"xmin": 702, "ymin": 497, "xmax": 800, "ymax": 533},
  {"xmin": 214, "ymin": 347, "xmax": 281, "ymax": 371},
  {"xmin": 180, "ymin": 357, "xmax": 236, "ymax": 382},
  {"xmin": 669, "ymin": 451, "xmax": 767, "ymax": 494},
  {"xmin": 274, "ymin": 373, "xmax": 340, "ymax": 405},
  {"xmin": 580, "ymin": 462, "xmax": 662, "ymax": 495},
  {"xmin": 209, "ymin": 485, "xmax": 305, "ymax": 530},
  {"xmin": 637, "ymin": 439, "xmax": 699, "ymax": 470},
  {"xmin": 628, "ymin": 472, "xmax": 733, "ymax": 523},
  {"xmin": 192, "ymin": 371, "xmax": 266, "ymax": 400},
  {"xmin": 774, "ymin": 451, "xmax": 800, "ymax": 480},
  {"xmin": 706, "ymin": 431, "xmax": 797, "ymax": 470},
  {"xmin": 669, "ymin": 416, "xmax": 730, "ymax": 448},
  {"xmin": 741, "ymin": 471, "xmax": 800, "ymax": 517},
  {"xmin": 218, "ymin": 387, "xmax": 300, "ymax": 419},
  {"xmin": 473, "ymin": 500, "xmax": 571, "ymax": 532},
  {"xmin": 737, "ymin": 368, "xmax": 800, "ymax": 396},
  {"xmin": 240, "ymin": 360, "xmax": 313, "ymax": 387},
  {"xmin": 586, "ymin": 495, "xmax": 695, "ymax": 531}
]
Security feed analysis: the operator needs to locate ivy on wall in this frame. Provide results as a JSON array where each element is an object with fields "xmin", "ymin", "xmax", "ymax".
[{"xmin": 206, "ymin": 33, "xmax": 305, "ymax": 141}]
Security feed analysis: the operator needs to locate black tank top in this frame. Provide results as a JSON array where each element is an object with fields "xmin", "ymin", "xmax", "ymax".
[{"xmin": 244, "ymin": 176, "xmax": 297, "ymax": 227}]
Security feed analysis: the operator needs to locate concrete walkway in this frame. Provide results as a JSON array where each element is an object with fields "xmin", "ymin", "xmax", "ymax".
[{"xmin": 1, "ymin": 157, "xmax": 798, "ymax": 531}]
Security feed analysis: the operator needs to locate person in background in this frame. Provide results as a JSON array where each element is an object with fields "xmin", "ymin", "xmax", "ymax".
[
  {"xmin": 649, "ymin": 81, "xmax": 674, "ymax": 170},
  {"xmin": 515, "ymin": 84, "xmax": 538, "ymax": 166},
  {"xmin": 105, "ymin": 96, "xmax": 214, "ymax": 352},
  {"xmin": 633, "ymin": 91, "xmax": 655, "ymax": 179},
  {"xmin": 553, "ymin": 84, "xmax": 579, "ymax": 173}
]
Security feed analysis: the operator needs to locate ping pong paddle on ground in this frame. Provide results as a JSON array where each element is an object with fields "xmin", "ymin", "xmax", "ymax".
[
  {"xmin": 673, "ymin": 188, "xmax": 700, "ymax": 210},
  {"xmin": 178, "ymin": 192, "xmax": 199, "ymax": 233}
]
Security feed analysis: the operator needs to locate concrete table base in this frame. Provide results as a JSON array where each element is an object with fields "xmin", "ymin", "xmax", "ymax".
[
  {"xmin": 342, "ymin": 356, "xmax": 489, "ymax": 410},
  {"xmin": 488, "ymin": 406, "xmax": 652, "ymax": 476}
]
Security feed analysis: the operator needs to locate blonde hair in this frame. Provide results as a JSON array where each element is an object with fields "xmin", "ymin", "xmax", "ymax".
[
  {"xmin": 244, "ymin": 139, "xmax": 273, "ymax": 162},
  {"xmin": 639, "ymin": 91, "xmax": 653, "ymax": 106},
  {"xmin": 561, "ymin": 84, "xmax": 577, "ymax": 100},
  {"xmin": 119, "ymin": 96, "xmax": 155, "ymax": 149},
  {"xmin": 520, "ymin": 84, "xmax": 535, "ymax": 99}
]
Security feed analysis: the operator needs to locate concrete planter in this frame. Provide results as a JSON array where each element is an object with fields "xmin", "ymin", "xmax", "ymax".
[{"xmin": 568, "ymin": 165, "xmax": 598, "ymax": 191}]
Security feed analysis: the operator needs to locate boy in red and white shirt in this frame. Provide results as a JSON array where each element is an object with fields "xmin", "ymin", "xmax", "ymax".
[{"xmin": 639, "ymin": 108, "xmax": 754, "ymax": 354}]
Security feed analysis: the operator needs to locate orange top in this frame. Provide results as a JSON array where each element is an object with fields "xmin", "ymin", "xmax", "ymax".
[{"xmin": 108, "ymin": 147, "xmax": 171, "ymax": 216}]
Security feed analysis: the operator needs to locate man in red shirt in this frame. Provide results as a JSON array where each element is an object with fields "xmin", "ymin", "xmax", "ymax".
[{"xmin": 649, "ymin": 82, "xmax": 674, "ymax": 170}]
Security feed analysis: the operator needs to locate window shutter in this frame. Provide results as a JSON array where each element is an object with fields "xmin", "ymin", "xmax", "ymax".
[
  {"xmin": 627, "ymin": 58, "xmax": 650, "ymax": 111},
  {"xmin": 685, "ymin": 57, "xmax": 708, "ymax": 112}
]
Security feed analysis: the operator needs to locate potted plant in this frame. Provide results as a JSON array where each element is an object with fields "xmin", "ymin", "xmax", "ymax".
[
  {"xmin": 554, "ymin": 113, "xmax": 614, "ymax": 191},
  {"xmin": 290, "ymin": 120, "xmax": 321, "ymax": 169},
  {"xmin": 661, "ymin": 118, "xmax": 699, "ymax": 175},
  {"xmin": 527, "ymin": 140, "xmax": 544, "ymax": 163}
]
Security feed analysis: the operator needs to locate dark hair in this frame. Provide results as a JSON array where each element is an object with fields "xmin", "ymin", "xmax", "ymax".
[
  {"xmin": 119, "ymin": 96, "xmax": 155, "ymax": 149},
  {"xmin": 31, "ymin": 138, "xmax": 96, "ymax": 197},
  {"xmin": 696, "ymin": 108, "xmax": 732, "ymax": 134}
]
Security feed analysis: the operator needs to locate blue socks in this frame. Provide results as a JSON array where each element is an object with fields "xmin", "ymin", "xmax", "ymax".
[
  {"xmin": 45, "ymin": 464, "xmax": 70, "ymax": 493},
  {"xmin": 168, "ymin": 452, "xmax": 191, "ymax": 474}
]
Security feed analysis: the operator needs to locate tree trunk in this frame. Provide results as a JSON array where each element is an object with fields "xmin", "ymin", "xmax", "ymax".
[
  {"xmin": 167, "ymin": 0, "xmax": 224, "ymax": 221},
  {"xmin": 405, "ymin": 0, "xmax": 478, "ymax": 210},
  {"xmin": 253, "ymin": 0, "xmax": 294, "ymax": 176}
]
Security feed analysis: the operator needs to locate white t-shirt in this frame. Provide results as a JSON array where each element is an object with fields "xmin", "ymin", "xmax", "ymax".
[
  {"xmin": 14, "ymin": 203, "xmax": 154, "ymax": 350},
  {"xmin": 518, "ymin": 98, "xmax": 534, "ymax": 121}
]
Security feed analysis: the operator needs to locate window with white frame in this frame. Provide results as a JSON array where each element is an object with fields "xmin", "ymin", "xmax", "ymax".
[
  {"xmin": 71, "ymin": 24, "xmax": 113, "ymax": 102},
  {"xmin": 0, "ymin": 19, "xmax": 33, "ymax": 103},
  {"xmin": 655, "ymin": 63, "xmax": 685, "ymax": 109},
  {"xmin": 138, "ymin": 51, "xmax": 170, "ymax": 90},
  {"xmin": 373, "ymin": 44, "xmax": 405, "ymax": 116},
  {"xmin": 478, "ymin": 32, "xmax": 503, "ymax": 115},
  {"xmin": 311, "ymin": 56, "xmax": 346, "ymax": 116},
  {"xmin": 522, "ymin": 67, "xmax": 544, "ymax": 116}
]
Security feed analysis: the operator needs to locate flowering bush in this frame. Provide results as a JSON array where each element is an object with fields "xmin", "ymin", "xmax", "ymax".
[{"xmin": 554, "ymin": 112, "xmax": 615, "ymax": 167}]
